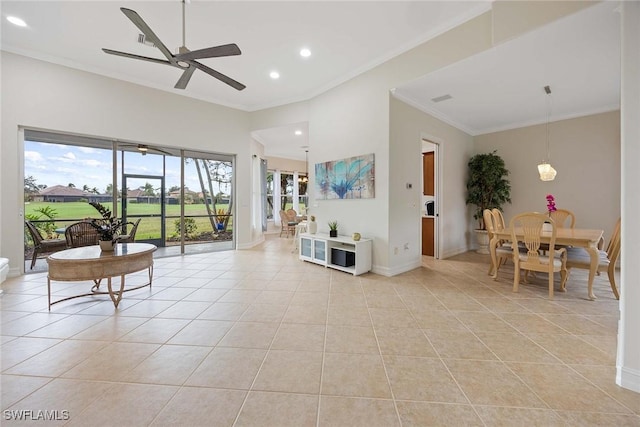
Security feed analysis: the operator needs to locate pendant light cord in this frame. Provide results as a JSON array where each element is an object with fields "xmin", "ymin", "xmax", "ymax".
[{"xmin": 544, "ymin": 85, "xmax": 552, "ymax": 162}]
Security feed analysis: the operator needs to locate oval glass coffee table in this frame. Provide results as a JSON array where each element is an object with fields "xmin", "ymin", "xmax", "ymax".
[{"xmin": 47, "ymin": 243, "xmax": 156, "ymax": 310}]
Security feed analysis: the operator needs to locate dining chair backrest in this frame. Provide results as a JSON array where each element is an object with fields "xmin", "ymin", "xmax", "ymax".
[
  {"xmin": 483, "ymin": 209, "xmax": 496, "ymax": 239},
  {"xmin": 65, "ymin": 221, "xmax": 100, "ymax": 247},
  {"xmin": 510, "ymin": 212, "xmax": 557, "ymax": 259},
  {"xmin": 510, "ymin": 212, "xmax": 567, "ymax": 299},
  {"xmin": 25, "ymin": 220, "xmax": 68, "ymax": 269},
  {"xmin": 25, "ymin": 221, "xmax": 44, "ymax": 245},
  {"xmin": 285, "ymin": 209, "xmax": 298, "ymax": 223},
  {"xmin": 549, "ymin": 208, "xmax": 575, "ymax": 228},
  {"xmin": 491, "ymin": 209, "xmax": 506, "ymax": 232},
  {"xmin": 279, "ymin": 210, "xmax": 288, "ymax": 226},
  {"xmin": 484, "ymin": 209, "xmax": 514, "ymax": 277}
]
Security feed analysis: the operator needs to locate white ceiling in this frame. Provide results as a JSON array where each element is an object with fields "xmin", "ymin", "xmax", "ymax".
[
  {"xmin": 1, "ymin": 1, "xmax": 621, "ymax": 159},
  {"xmin": 393, "ymin": 1, "xmax": 621, "ymax": 135}
]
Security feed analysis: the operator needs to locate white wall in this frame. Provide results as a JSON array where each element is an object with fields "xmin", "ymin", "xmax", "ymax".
[
  {"xmin": 389, "ymin": 96, "xmax": 474, "ymax": 268},
  {"xmin": 250, "ymin": 3, "xmax": 596, "ymax": 275},
  {"xmin": 307, "ymin": 71, "xmax": 391, "ymax": 272},
  {"xmin": 264, "ymin": 157, "xmax": 306, "ymax": 173},
  {"xmin": 249, "ymin": 101, "xmax": 309, "ymax": 133},
  {"xmin": 474, "ymin": 111, "xmax": 621, "ymax": 240},
  {"xmin": 304, "ymin": 11, "xmax": 493, "ymax": 275},
  {"xmin": 618, "ymin": 0, "xmax": 640, "ymax": 393},
  {"xmin": 0, "ymin": 52, "xmax": 252, "ymax": 275}
]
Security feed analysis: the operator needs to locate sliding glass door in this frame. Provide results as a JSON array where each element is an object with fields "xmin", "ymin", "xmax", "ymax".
[
  {"xmin": 23, "ymin": 129, "xmax": 235, "ymax": 271},
  {"xmin": 122, "ymin": 174, "xmax": 165, "ymax": 247}
]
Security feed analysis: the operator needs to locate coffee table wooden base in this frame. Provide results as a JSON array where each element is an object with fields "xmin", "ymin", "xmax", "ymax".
[
  {"xmin": 47, "ymin": 243, "xmax": 156, "ymax": 310},
  {"xmin": 47, "ymin": 266, "xmax": 153, "ymax": 309}
]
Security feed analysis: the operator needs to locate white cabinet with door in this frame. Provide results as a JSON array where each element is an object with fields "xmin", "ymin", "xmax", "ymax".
[
  {"xmin": 300, "ymin": 234, "xmax": 327, "ymax": 264},
  {"xmin": 299, "ymin": 233, "xmax": 371, "ymax": 276}
]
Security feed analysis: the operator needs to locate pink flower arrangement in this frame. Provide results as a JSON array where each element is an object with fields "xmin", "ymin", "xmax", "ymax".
[{"xmin": 546, "ymin": 194, "xmax": 557, "ymax": 213}]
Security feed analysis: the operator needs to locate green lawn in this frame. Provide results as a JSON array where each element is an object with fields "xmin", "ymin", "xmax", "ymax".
[{"xmin": 25, "ymin": 202, "xmax": 232, "ymax": 241}]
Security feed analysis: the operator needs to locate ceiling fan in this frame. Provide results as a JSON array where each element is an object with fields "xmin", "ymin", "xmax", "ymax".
[{"xmin": 102, "ymin": 1, "xmax": 245, "ymax": 91}]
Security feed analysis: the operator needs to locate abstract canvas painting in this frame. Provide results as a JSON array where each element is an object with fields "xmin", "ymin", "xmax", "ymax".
[{"xmin": 315, "ymin": 153, "xmax": 375, "ymax": 200}]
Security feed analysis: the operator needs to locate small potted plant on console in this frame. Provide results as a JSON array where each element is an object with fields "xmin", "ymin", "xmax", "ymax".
[
  {"xmin": 88, "ymin": 202, "xmax": 125, "ymax": 251},
  {"xmin": 328, "ymin": 220, "xmax": 338, "ymax": 237}
]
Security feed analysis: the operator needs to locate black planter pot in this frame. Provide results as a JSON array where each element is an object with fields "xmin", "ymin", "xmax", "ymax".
[{"xmin": 329, "ymin": 230, "xmax": 338, "ymax": 238}]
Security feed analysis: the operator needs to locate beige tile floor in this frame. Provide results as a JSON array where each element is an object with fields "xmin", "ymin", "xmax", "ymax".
[{"xmin": 2, "ymin": 236, "xmax": 639, "ymax": 426}]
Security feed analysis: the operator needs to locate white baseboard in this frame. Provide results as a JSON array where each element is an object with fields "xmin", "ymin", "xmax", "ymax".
[
  {"xmin": 371, "ymin": 264, "xmax": 391, "ymax": 276},
  {"xmin": 372, "ymin": 259, "xmax": 422, "ymax": 277},
  {"xmin": 617, "ymin": 366, "xmax": 640, "ymax": 393},
  {"xmin": 441, "ymin": 245, "xmax": 471, "ymax": 259},
  {"xmin": 237, "ymin": 236, "xmax": 265, "ymax": 250}
]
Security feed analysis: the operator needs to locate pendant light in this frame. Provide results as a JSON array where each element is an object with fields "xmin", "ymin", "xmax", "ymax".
[
  {"xmin": 298, "ymin": 150, "xmax": 309, "ymax": 183},
  {"xmin": 537, "ymin": 85, "xmax": 557, "ymax": 181}
]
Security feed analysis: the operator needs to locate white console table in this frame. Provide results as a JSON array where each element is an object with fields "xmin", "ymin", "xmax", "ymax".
[{"xmin": 299, "ymin": 233, "xmax": 372, "ymax": 276}]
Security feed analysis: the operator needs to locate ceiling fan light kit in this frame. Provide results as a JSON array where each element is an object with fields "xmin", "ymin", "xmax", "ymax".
[
  {"xmin": 103, "ymin": 1, "xmax": 245, "ymax": 91},
  {"xmin": 537, "ymin": 85, "xmax": 557, "ymax": 181}
]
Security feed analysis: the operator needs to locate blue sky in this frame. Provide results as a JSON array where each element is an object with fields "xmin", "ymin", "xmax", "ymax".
[{"xmin": 24, "ymin": 141, "xmax": 207, "ymax": 194}]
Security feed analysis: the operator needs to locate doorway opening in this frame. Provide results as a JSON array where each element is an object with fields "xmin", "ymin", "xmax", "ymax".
[
  {"xmin": 421, "ymin": 139, "xmax": 440, "ymax": 258},
  {"xmin": 122, "ymin": 174, "xmax": 165, "ymax": 247}
]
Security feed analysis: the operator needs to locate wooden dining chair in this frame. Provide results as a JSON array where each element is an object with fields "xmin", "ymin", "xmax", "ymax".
[
  {"xmin": 491, "ymin": 208, "xmax": 506, "ymax": 231},
  {"xmin": 540, "ymin": 208, "xmax": 576, "ymax": 254},
  {"xmin": 25, "ymin": 221, "xmax": 67, "ymax": 269},
  {"xmin": 510, "ymin": 212, "xmax": 567, "ymax": 299},
  {"xmin": 484, "ymin": 209, "xmax": 512, "ymax": 276},
  {"xmin": 549, "ymin": 208, "xmax": 576, "ymax": 228},
  {"xmin": 560, "ymin": 218, "xmax": 621, "ymax": 299}
]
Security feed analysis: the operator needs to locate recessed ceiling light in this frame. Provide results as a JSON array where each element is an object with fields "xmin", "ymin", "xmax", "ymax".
[
  {"xmin": 300, "ymin": 48, "xmax": 311, "ymax": 58},
  {"xmin": 295, "ymin": 130, "xmax": 302, "ymax": 136},
  {"xmin": 269, "ymin": 71, "xmax": 280, "ymax": 79},
  {"xmin": 7, "ymin": 16, "xmax": 27, "ymax": 27}
]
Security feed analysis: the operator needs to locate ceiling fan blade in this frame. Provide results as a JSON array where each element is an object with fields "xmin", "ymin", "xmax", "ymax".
[
  {"xmin": 175, "ymin": 43, "xmax": 242, "ymax": 61},
  {"xmin": 102, "ymin": 48, "xmax": 172, "ymax": 66},
  {"xmin": 174, "ymin": 66, "xmax": 196, "ymax": 90},
  {"xmin": 192, "ymin": 61, "xmax": 246, "ymax": 91},
  {"xmin": 120, "ymin": 8, "xmax": 176, "ymax": 64}
]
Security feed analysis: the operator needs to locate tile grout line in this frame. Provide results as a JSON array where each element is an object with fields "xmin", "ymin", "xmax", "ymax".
[
  {"xmin": 315, "ymin": 271, "xmax": 332, "ymax": 427},
  {"xmin": 414, "ymin": 275, "xmax": 491, "ymax": 426},
  {"xmin": 230, "ymin": 267, "xmax": 304, "ymax": 427}
]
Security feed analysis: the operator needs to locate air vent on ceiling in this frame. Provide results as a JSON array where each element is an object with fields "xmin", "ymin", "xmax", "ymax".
[
  {"xmin": 431, "ymin": 94, "xmax": 453, "ymax": 103},
  {"xmin": 137, "ymin": 33, "xmax": 155, "ymax": 48}
]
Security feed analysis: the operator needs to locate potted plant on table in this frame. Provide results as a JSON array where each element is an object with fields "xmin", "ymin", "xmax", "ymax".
[
  {"xmin": 328, "ymin": 220, "xmax": 338, "ymax": 237},
  {"xmin": 88, "ymin": 202, "xmax": 125, "ymax": 251},
  {"xmin": 465, "ymin": 151, "xmax": 511, "ymax": 254}
]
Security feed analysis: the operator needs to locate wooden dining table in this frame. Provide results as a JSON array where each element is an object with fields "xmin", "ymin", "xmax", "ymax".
[{"xmin": 490, "ymin": 227, "xmax": 604, "ymax": 300}]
